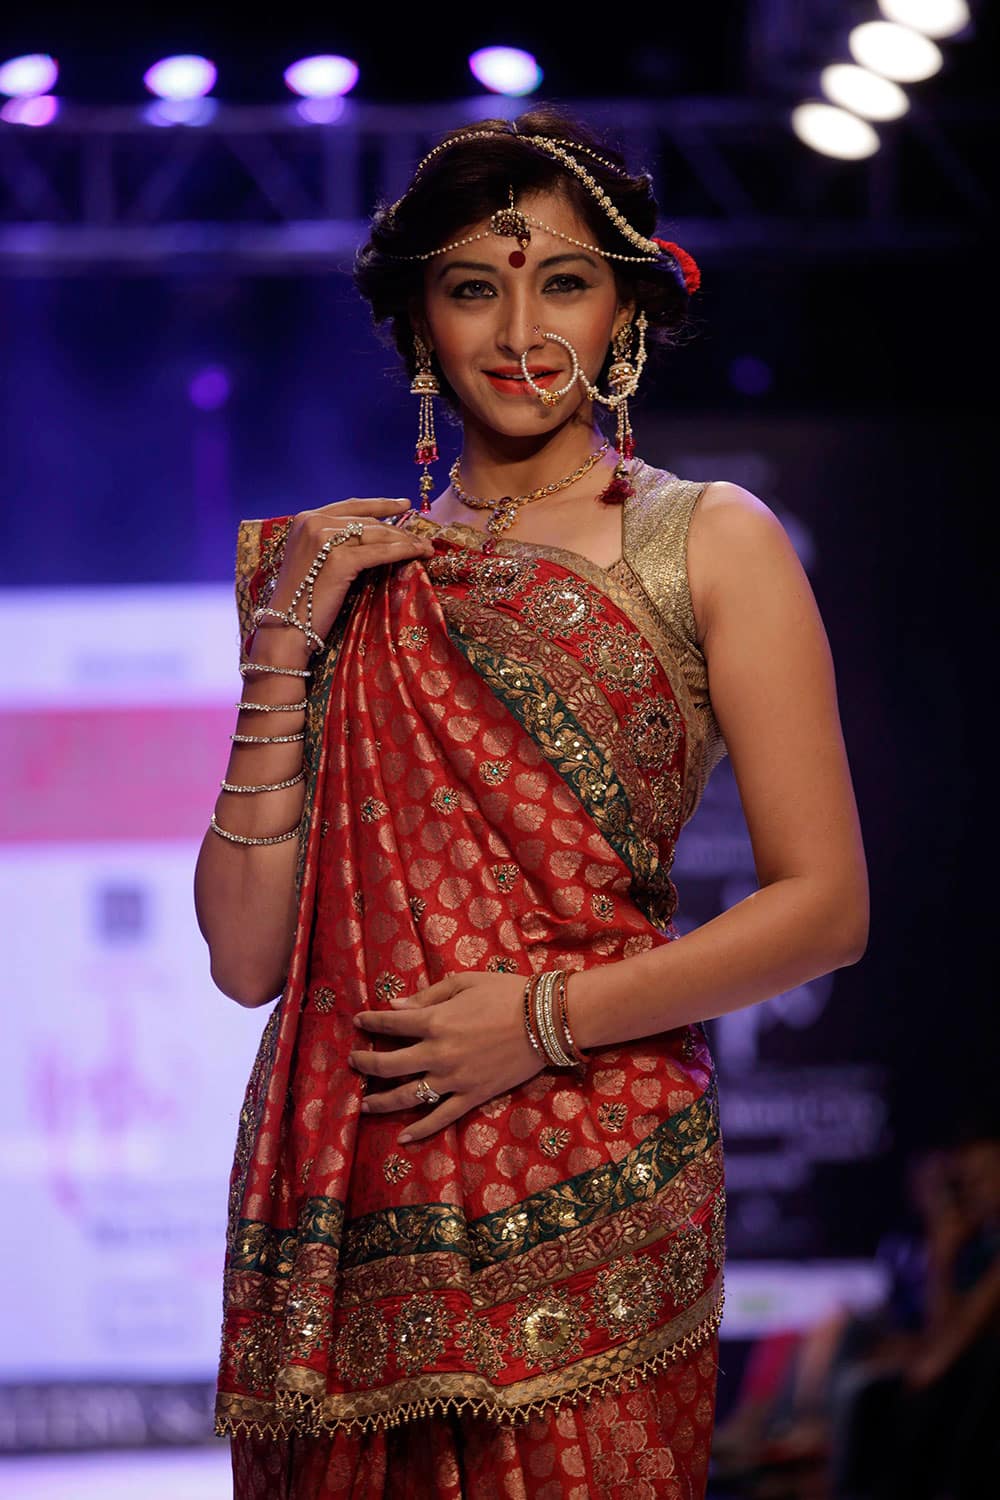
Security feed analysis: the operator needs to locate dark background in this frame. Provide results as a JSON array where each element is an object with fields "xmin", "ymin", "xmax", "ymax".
[{"xmin": 2, "ymin": 1, "xmax": 997, "ymax": 1451}]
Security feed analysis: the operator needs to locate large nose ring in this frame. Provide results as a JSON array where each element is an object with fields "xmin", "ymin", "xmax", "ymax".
[{"xmin": 520, "ymin": 327, "xmax": 581, "ymax": 408}]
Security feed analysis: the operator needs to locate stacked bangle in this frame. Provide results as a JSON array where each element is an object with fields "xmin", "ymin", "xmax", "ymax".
[
  {"xmin": 210, "ymin": 812, "xmax": 303, "ymax": 846},
  {"xmin": 233, "ymin": 699, "xmax": 308, "ymax": 713},
  {"xmin": 524, "ymin": 970, "xmax": 588, "ymax": 1068},
  {"xmin": 522, "ymin": 981, "xmax": 546, "ymax": 1062},
  {"xmin": 240, "ymin": 660, "xmax": 311, "ymax": 679},
  {"xmin": 220, "ymin": 770, "xmax": 305, "ymax": 794},
  {"xmin": 230, "ymin": 731, "xmax": 305, "ymax": 745}
]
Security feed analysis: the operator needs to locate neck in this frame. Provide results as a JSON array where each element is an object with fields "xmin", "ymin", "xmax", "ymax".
[{"xmin": 455, "ymin": 406, "xmax": 606, "ymax": 498}]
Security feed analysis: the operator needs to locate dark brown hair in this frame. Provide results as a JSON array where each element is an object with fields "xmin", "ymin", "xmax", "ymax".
[{"xmin": 353, "ymin": 104, "xmax": 692, "ymax": 405}]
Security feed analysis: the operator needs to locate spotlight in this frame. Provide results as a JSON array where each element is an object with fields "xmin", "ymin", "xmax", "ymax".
[
  {"xmin": 820, "ymin": 63, "xmax": 909, "ymax": 121},
  {"xmin": 0, "ymin": 53, "xmax": 58, "ymax": 97},
  {"xmin": 848, "ymin": 21, "xmax": 943, "ymax": 81},
  {"xmin": 468, "ymin": 47, "xmax": 542, "ymax": 97},
  {"xmin": 143, "ymin": 55, "xmax": 217, "ymax": 101},
  {"xmin": 0, "ymin": 94, "xmax": 59, "ymax": 127},
  {"xmin": 791, "ymin": 102, "xmax": 880, "ymax": 160},
  {"xmin": 877, "ymin": 0, "xmax": 970, "ymax": 39},
  {"xmin": 283, "ymin": 55, "xmax": 359, "ymax": 99}
]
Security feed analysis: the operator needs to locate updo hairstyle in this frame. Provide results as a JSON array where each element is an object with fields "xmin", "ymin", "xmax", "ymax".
[{"xmin": 353, "ymin": 104, "xmax": 692, "ymax": 406}]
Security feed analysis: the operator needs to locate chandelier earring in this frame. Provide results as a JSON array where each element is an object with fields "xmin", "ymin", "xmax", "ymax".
[
  {"xmin": 411, "ymin": 333, "xmax": 440, "ymax": 514},
  {"xmin": 578, "ymin": 312, "xmax": 648, "ymax": 502}
]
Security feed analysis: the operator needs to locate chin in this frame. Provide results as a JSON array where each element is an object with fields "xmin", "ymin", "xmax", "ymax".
[{"xmin": 462, "ymin": 394, "xmax": 587, "ymax": 439}]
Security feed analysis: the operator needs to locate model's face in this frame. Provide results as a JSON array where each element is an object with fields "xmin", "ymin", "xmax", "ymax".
[{"xmin": 420, "ymin": 188, "xmax": 632, "ymax": 438}]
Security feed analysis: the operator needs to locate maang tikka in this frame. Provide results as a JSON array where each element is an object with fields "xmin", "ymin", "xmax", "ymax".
[{"xmin": 411, "ymin": 333, "xmax": 439, "ymax": 513}]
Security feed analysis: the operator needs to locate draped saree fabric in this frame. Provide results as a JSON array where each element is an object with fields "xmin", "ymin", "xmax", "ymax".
[{"xmin": 216, "ymin": 463, "xmax": 728, "ymax": 1497}]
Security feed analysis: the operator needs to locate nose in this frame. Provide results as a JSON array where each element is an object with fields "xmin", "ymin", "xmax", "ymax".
[{"xmin": 495, "ymin": 292, "xmax": 547, "ymax": 362}]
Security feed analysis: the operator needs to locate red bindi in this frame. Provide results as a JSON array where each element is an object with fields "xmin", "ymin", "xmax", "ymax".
[{"xmin": 508, "ymin": 250, "xmax": 526, "ymax": 268}]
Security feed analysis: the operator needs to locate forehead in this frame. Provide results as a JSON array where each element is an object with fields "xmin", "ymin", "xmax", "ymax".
[{"xmin": 433, "ymin": 186, "xmax": 606, "ymax": 271}]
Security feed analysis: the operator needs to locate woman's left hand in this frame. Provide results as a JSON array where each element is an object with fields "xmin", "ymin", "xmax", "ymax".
[{"xmin": 350, "ymin": 972, "xmax": 542, "ymax": 1142}]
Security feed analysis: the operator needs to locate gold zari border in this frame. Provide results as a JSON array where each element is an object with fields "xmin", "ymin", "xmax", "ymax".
[{"xmin": 215, "ymin": 1277, "xmax": 723, "ymax": 1439}]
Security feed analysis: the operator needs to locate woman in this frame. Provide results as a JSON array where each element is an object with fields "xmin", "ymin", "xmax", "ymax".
[{"xmin": 195, "ymin": 106, "xmax": 869, "ymax": 1500}]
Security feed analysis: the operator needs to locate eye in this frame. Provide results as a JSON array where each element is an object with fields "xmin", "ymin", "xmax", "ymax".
[
  {"xmin": 449, "ymin": 279, "xmax": 497, "ymax": 299},
  {"xmin": 544, "ymin": 274, "xmax": 589, "ymax": 293}
]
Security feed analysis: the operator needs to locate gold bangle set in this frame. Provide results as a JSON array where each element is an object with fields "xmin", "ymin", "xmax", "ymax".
[{"xmin": 523, "ymin": 970, "xmax": 587, "ymax": 1069}]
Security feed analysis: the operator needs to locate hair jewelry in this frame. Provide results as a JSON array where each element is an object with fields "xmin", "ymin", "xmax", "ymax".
[
  {"xmin": 385, "ymin": 130, "xmax": 702, "ymax": 297},
  {"xmin": 411, "ymin": 334, "xmax": 440, "ymax": 514}
]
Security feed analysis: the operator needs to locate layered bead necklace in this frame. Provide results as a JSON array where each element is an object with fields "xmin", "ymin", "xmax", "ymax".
[{"xmin": 449, "ymin": 441, "xmax": 611, "ymax": 552}]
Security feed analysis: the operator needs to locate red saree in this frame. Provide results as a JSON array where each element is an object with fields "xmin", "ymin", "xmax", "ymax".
[{"xmin": 217, "ymin": 462, "xmax": 728, "ymax": 1498}]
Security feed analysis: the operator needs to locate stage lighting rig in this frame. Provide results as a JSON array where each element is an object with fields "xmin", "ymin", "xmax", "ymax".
[
  {"xmin": 877, "ymin": 0, "xmax": 970, "ymax": 37},
  {"xmin": 283, "ymin": 56, "xmax": 359, "ymax": 99},
  {"xmin": 0, "ymin": 53, "xmax": 58, "ymax": 97},
  {"xmin": 819, "ymin": 64, "xmax": 909, "ymax": 121},
  {"xmin": 468, "ymin": 47, "xmax": 542, "ymax": 97},
  {"xmin": 791, "ymin": 101, "xmax": 880, "ymax": 160},
  {"xmin": 849, "ymin": 20, "xmax": 944, "ymax": 80}
]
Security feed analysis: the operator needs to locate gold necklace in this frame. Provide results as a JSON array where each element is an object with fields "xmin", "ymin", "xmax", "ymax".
[{"xmin": 449, "ymin": 441, "xmax": 610, "ymax": 551}]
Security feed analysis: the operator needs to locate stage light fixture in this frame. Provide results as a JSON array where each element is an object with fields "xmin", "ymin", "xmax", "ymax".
[
  {"xmin": 792, "ymin": 102, "xmax": 880, "ymax": 159},
  {"xmin": 0, "ymin": 94, "xmax": 59, "ymax": 126},
  {"xmin": 284, "ymin": 55, "xmax": 359, "ymax": 99},
  {"xmin": 143, "ymin": 55, "xmax": 217, "ymax": 101},
  {"xmin": 848, "ymin": 21, "xmax": 943, "ymax": 81},
  {"xmin": 877, "ymin": 0, "xmax": 970, "ymax": 38},
  {"xmin": 820, "ymin": 63, "xmax": 909, "ymax": 120},
  {"xmin": 468, "ymin": 47, "xmax": 542, "ymax": 97},
  {"xmin": 0, "ymin": 53, "xmax": 58, "ymax": 97}
]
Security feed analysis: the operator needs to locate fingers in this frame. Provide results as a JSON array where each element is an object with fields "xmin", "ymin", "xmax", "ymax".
[
  {"xmin": 317, "ymin": 522, "xmax": 430, "ymax": 550},
  {"xmin": 311, "ymin": 498, "xmax": 413, "ymax": 519},
  {"xmin": 350, "ymin": 1041, "xmax": 429, "ymax": 1080},
  {"xmin": 314, "ymin": 524, "xmax": 434, "ymax": 568},
  {"xmin": 360, "ymin": 1078, "xmax": 445, "ymax": 1115},
  {"xmin": 354, "ymin": 1008, "xmax": 432, "ymax": 1038},
  {"xmin": 399, "ymin": 1095, "xmax": 467, "ymax": 1144},
  {"xmin": 389, "ymin": 975, "xmax": 466, "ymax": 1009}
]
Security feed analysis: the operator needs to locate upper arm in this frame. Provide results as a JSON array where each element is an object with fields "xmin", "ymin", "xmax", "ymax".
[{"xmin": 687, "ymin": 482, "xmax": 868, "ymax": 931}]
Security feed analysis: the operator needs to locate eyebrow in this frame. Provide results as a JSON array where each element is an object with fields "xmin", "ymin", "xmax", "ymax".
[{"xmin": 435, "ymin": 252, "xmax": 599, "ymax": 281}]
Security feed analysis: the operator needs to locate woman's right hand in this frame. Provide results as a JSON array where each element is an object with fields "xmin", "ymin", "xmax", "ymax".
[{"xmin": 261, "ymin": 498, "xmax": 434, "ymax": 652}]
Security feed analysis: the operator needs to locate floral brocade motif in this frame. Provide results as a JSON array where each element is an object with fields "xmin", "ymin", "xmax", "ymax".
[{"xmin": 217, "ymin": 497, "xmax": 725, "ymax": 1447}]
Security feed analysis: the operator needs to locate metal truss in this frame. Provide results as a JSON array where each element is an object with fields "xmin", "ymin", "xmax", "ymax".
[{"xmin": 0, "ymin": 97, "xmax": 993, "ymax": 273}]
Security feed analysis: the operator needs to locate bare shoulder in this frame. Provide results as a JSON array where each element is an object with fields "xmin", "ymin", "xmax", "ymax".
[{"xmin": 687, "ymin": 480, "xmax": 805, "ymax": 644}]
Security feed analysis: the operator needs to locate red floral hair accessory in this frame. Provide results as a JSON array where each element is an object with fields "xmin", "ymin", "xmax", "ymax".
[{"xmin": 653, "ymin": 237, "xmax": 701, "ymax": 294}]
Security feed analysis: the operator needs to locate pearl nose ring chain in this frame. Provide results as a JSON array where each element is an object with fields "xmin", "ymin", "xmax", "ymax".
[{"xmin": 519, "ymin": 327, "xmax": 581, "ymax": 407}]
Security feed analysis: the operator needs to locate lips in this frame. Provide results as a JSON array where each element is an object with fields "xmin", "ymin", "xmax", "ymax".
[{"xmin": 484, "ymin": 367, "xmax": 563, "ymax": 395}]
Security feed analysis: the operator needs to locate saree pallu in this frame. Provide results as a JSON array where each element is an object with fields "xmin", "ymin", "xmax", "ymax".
[{"xmin": 217, "ymin": 463, "xmax": 728, "ymax": 1498}]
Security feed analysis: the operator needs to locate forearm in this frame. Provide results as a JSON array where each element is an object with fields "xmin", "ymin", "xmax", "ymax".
[
  {"xmin": 569, "ymin": 873, "xmax": 868, "ymax": 1050},
  {"xmin": 193, "ymin": 623, "xmax": 310, "ymax": 1006}
]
